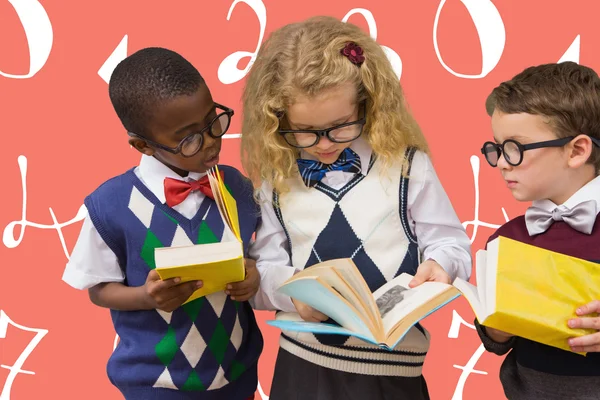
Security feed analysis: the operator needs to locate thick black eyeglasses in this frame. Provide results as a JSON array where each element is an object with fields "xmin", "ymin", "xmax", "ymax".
[
  {"xmin": 481, "ymin": 136, "xmax": 578, "ymax": 167},
  {"xmin": 482, "ymin": 135, "xmax": 600, "ymax": 167},
  {"xmin": 278, "ymin": 102, "xmax": 366, "ymax": 149},
  {"xmin": 128, "ymin": 103, "xmax": 234, "ymax": 157}
]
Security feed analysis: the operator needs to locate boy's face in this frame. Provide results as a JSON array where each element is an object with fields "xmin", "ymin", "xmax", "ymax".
[
  {"xmin": 133, "ymin": 83, "xmax": 222, "ymax": 175},
  {"xmin": 490, "ymin": 110, "xmax": 573, "ymax": 204}
]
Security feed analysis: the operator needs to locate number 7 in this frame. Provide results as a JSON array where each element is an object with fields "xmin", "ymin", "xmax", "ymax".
[{"xmin": 0, "ymin": 310, "xmax": 48, "ymax": 400}]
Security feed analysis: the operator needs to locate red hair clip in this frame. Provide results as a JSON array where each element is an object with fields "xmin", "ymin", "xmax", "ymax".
[{"xmin": 341, "ymin": 42, "xmax": 365, "ymax": 67}]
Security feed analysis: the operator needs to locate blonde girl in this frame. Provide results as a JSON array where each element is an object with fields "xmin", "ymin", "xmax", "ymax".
[{"xmin": 244, "ymin": 16, "xmax": 471, "ymax": 400}]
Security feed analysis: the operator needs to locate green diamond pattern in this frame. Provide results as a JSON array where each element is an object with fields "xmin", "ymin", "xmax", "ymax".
[
  {"xmin": 155, "ymin": 326, "xmax": 178, "ymax": 366},
  {"xmin": 136, "ymin": 188, "xmax": 237, "ymax": 391},
  {"xmin": 183, "ymin": 297, "xmax": 205, "ymax": 321},
  {"xmin": 197, "ymin": 220, "xmax": 219, "ymax": 244},
  {"xmin": 141, "ymin": 230, "xmax": 163, "ymax": 269},
  {"xmin": 208, "ymin": 320, "xmax": 229, "ymax": 364},
  {"xmin": 182, "ymin": 370, "xmax": 205, "ymax": 391},
  {"xmin": 228, "ymin": 360, "xmax": 246, "ymax": 382}
]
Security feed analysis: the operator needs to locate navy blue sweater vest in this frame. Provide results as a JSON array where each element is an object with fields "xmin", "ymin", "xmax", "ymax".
[{"xmin": 84, "ymin": 165, "xmax": 263, "ymax": 399}]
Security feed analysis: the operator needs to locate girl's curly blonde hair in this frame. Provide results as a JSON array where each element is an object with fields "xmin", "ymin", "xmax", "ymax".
[{"xmin": 241, "ymin": 16, "xmax": 429, "ymax": 193}]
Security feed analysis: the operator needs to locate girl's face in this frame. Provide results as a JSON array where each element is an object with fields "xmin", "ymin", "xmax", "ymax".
[{"xmin": 286, "ymin": 83, "xmax": 360, "ymax": 164}]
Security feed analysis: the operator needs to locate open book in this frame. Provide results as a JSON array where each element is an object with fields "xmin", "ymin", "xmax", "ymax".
[
  {"xmin": 453, "ymin": 235, "xmax": 600, "ymax": 354},
  {"xmin": 267, "ymin": 258, "xmax": 461, "ymax": 350},
  {"xmin": 154, "ymin": 166, "xmax": 244, "ymax": 304}
]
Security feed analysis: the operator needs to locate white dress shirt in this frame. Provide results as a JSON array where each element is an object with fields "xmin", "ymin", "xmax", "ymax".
[{"xmin": 530, "ymin": 175, "xmax": 600, "ymax": 217}]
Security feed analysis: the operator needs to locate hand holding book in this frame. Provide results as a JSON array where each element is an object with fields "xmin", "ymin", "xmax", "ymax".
[
  {"xmin": 225, "ymin": 258, "xmax": 261, "ymax": 302},
  {"xmin": 483, "ymin": 326, "xmax": 514, "ymax": 344},
  {"xmin": 453, "ymin": 236, "xmax": 600, "ymax": 354},
  {"xmin": 292, "ymin": 298, "xmax": 329, "ymax": 323},
  {"xmin": 482, "ymin": 299, "xmax": 600, "ymax": 350},
  {"xmin": 267, "ymin": 258, "xmax": 461, "ymax": 350},
  {"xmin": 286, "ymin": 259, "xmax": 453, "ymax": 326},
  {"xmin": 152, "ymin": 166, "xmax": 249, "ymax": 304},
  {"xmin": 568, "ymin": 300, "xmax": 600, "ymax": 353},
  {"xmin": 408, "ymin": 259, "xmax": 452, "ymax": 288},
  {"xmin": 142, "ymin": 269, "xmax": 203, "ymax": 312}
]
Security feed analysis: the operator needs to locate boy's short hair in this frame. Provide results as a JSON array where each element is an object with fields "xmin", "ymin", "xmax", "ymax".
[
  {"xmin": 108, "ymin": 47, "xmax": 205, "ymax": 135},
  {"xmin": 486, "ymin": 61, "xmax": 600, "ymax": 172}
]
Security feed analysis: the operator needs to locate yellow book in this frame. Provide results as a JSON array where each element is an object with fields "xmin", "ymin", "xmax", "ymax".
[
  {"xmin": 153, "ymin": 167, "xmax": 244, "ymax": 304},
  {"xmin": 453, "ymin": 236, "xmax": 600, "ymax": 354}
]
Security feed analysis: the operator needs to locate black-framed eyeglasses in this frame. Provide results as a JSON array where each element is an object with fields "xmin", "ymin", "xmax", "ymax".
[
  {"xmin": 128, "ymin": 102, "xmax": 234, "ymax": 157},
  {"xmin": 481, "ymin": 137, "xmax": 576, "ymax": 167},
  {"xmin": 481, "ymin": 135, "xmax": 600, "ymax": 167},
  {"xmin": 278, "ymin": 102, "xmax": 366, "ymax": 149}
]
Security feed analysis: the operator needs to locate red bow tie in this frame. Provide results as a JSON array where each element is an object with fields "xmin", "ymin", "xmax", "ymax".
[{"xmin": 163, "ymin": 171, "xmax": 224, "ymax": 207}]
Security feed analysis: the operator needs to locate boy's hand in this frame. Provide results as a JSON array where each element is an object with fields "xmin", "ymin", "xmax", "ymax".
[
  {"xmin": 409, "ymin": 259, "xmax": 451, "ymax": 288},
  {"xmin": 226, "ymin": 258, "xmax": 260, "ymax": 302},
  {"xmin": 484, "ymin": 326, "xmax": 514, "ymax": 343},
  {"xmin": 292, "ymin": 298, "xmax": 329, "ymax": 323},
  {"xmin": 144, "ymin": 270, "xmax": 202, "ymax": 312},
  {"xmin": 568, "ymin": 300, "xmax": 600, "ymax": 352}
]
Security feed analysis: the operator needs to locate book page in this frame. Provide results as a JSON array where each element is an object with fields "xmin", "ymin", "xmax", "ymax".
[
  {"xmin": 154, "ymin": 241, "xmax": 243, "ymax": 268},
  {"xmin": 373, "ymin": 274, "xmax": 451, "ymax": 335},
  {"xmin": 385, "ymin": 288, "xmax": 460, "ymax": 348},
  {"xmin": 327, "ymin": 259, "xmax": 381, "ymax": 325},
  {"xmin": 453, "ymin": 278, "xmax": 484, "ymax": 320},
  {"xmin": 213, "ymin": 166, "xmax": 241, "ymax": 240},
  {"xmin": 485, "ymin": 238, "xmax": 499, "ymax": 316},
  {"xmin": 207, "ymin": 170, "xmax": 238, "ymax": 243},
  {"xmin": 278, "ymin": 276, "xmax": 376, "ymax": 341},
  {"xmin": 266, "ymin": 319, "xmax": 380, "ymax": 347},
  {"xmin": 475, "ymin": 249, "xmax": 488, "ymax": 314},
  {"xmin": 294, "ymin": 259, "xmax": 381, "ymax": 331},
  {"xmin": 207, "ymin": 171, "xmax": 230, "ymax": 223},
  {"xmin": 452, "ymin": 250, "xmax": 487, "ymax": 321},
  {"xmin": 296, "ymin": 265, "xmax": 376, "ymax": 333}
]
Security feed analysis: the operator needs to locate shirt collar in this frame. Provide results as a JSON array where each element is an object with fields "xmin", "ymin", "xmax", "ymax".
[
  {"xmin": 531, "ymin": 175, "xmax": 600, "ymax": 215},
  {"xmin": 137, "ymin": 155, "xmax": 205, "ymax": 204},
  {"xmin": 299, "ymin": 137, "xmax": 372, "ymax": 176}
]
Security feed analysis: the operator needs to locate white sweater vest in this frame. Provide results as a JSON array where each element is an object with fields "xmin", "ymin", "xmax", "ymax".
[{"xmin": 274, "ymin": 149, "xmax": 430, "ymax": 377}]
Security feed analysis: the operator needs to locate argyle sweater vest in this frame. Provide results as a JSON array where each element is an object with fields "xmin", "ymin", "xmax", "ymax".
[
  {"xmin": 84, "ymin": 165, "xmax": 263, "ymax": 400},
  {"xmin": 274, "ymin": 148, "xmax": 431, "ymax": 377}
]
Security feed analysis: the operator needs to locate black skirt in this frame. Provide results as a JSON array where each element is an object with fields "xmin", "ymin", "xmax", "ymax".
[{"xmin": 269, "ymin": 348, "xmax": 431, "ymax": 400}]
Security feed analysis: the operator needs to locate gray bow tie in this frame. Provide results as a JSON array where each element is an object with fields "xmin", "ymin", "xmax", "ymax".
[{"xmin": 525, "ymin": 200, "xmax": 597, "ymax": 236}]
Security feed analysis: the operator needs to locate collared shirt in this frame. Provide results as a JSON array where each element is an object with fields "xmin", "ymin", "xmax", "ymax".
[{"xmin": 531, "ymin": 175, "xmax": 600, "ymax": 217}]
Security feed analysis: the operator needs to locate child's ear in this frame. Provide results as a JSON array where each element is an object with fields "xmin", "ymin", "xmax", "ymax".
[
  {"xmin": 129, "ymin": 137, "xmax": 155, "ymax": 156},
  {"xmin": 567, "ymin": 134, "xmax": 593, "ymax": 169}
]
